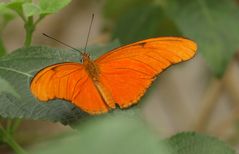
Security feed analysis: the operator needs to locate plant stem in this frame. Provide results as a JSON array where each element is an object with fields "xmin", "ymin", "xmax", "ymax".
[
  {"xmin": 6, "ymin": 119, "xmax": 13, "ymax": 133},
  {"xmin": 0, "ymin": 123, "xmax": 27, "ymax": 154},
  {"xmin": 24, "ymin": 17, "xmax": 35, "ymax": 47},
  {"xmin": 0, "ymin": 36, "xmax": 6, "ymax": 56},
  {"xmin": 11, "ymin": 119, "xmax": 22, "ymax": 133},
  {"xmin": 224, "ymin": 61, "xmax": 239, "ymax": 106},
  {"xmin": 35, "ymin": 15, "xmax": 45, "ymax": 26},
  {"xmin": 6, "ymin": 119, "xmax": 22, "ymax": 135}
]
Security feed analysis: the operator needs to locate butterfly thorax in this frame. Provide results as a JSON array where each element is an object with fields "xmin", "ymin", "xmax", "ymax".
[{"xmin": 82, "ymin": 53, "xmax": 100, "ymax": 81}]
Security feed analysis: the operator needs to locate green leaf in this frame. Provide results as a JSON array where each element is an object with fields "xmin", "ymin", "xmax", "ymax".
[
  {"xmin": 31, "ymin": 111, "xmax": 169, "ymax": 154},
  {"xmin": 103, "ymin": 0, "xmax": 153, "ymax": 20},
  {"xmin": 0, "ymin": 76, "xmax": 19, "ymax": 98},
  {"xmin": 6, "ymin": 0, "xmax": 30, "ymax": 19},
  {"xmin": 39, "ymin": 0, "xmax": 71, "ymax": 15},
  {"xmin": 113, "ymin": 4, "xmax": 181, "ymax": 45},
  {"xmin": 0, "ymin": 46, "xmax": 87, "ymax": 124},
  {"xmin": 165, "ymin": 132, "xmax": 235, "ymax": 154},
  {"xmin": 0, "ymin": 3, "xmax": 15, "ymax": 31},
  {"xmin": 0, "ymin": 41, "xmax": 120, "ymax": 124},
  {"xmin": 0, "ymin": 3, "xmax": 13, "ymax": 55},
  {"xmin": 23, "ymin": 3, "xmax": 41, "ymax": 17},
  {"xmin": 160, "ymin": 0, "xmax": 239, "ymax": 77}
]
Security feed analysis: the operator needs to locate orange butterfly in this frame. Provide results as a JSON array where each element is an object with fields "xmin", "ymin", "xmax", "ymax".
[{"xmin": 30, "ymin": 37, "xmax": 197, "ymax": 114}]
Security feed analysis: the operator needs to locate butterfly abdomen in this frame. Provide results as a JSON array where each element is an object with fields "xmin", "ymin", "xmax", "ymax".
[{"xmin": 94, "ymin": 81, "xmax": 116, "ymax": 109}]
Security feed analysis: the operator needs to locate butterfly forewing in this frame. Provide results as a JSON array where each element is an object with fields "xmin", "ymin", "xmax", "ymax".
[
  {"xmin": 95, "ymin": 37, "xmax": 197, "ymax": 108},
  {"xmin": 30, "ymin": 62, "xmax": 109, "ymax": 114}
]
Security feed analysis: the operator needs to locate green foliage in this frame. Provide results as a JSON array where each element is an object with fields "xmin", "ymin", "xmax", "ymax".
[
  {"xmin": 6, "ymin": 0, "xmax": 71, "ymax": 18},
  {"xmin": 0, "ymin": 2, "xmax": 15, "ymax": 30},
  {"xmin": 0, "ymin": 122, "xmax": 27, "ymax": 154},
  {"xmin": 0, "ymin": 37, "xmax": 6, "ymax": 57},
  {"xmin": 159, "ymin": 0, "xmax": 239, "ymax": 77},
  {"xmin": 0, "ymin": 3, "xmax": 16, "ymax": 56},
  {"xmin": 3, "ymin": 0, "xmax": 71, "ymax": 46},
  {"xmin": 165, "ymin": 132, "xmax": 235, "ymax": 154},
  {"xmin": 113, "ymin": 4, "xmax": 181, "ymax": 45},
  {"xmin": 22, "ymin": 3, "xmax": 41, "ymax": 18},
  {"xmin": 31, "ymin": 111, "xmax": 169, "ymax": 154},
  {"xmin": 6, "ymin": 0, "xmax": 31, "ymax": 20},
  {"xmin": 39, "ymin": 0, "xmax": 71, "ymax": 15},
  {"xmin": 30, "ymin": 114, "xmax": 236, "ymax": 154},
  {"xmin": 0, "ymin": 77, "xmax": 19, "ymax": 98},
  {"xmin": 103, "ymin": 0, "xmax": 153, "ymax": 20}
]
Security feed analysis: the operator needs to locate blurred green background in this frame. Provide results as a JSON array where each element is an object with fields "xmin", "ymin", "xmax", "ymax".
[{"xmin": 0, "ymin": 0, "xmax": 239, "ymax": 153}]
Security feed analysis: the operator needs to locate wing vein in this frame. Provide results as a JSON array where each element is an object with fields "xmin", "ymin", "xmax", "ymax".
[
  {"xmin": 145, "ymin": 54, "xmax": 171, "ymax": 67},
  {"xmin": 103, "ymin": 67, "xmax": 152, "ymax": 77},
  {"xmin": 129, "ymin": 58, "xmax": 158, "ymax": 72},
  {"xmin": 72, "ymin": 78, "xmax": 89, "ymax": 100}
]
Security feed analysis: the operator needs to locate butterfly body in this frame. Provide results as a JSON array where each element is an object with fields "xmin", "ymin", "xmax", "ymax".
[
  {"xmin": 82, "ymin": 53, "xmax": 100, "ymax": 81},
  {"xmin": 30, "ymin": 37, "xmax": 197, "ymax": 115},
  {"xmin": 81, "ymin": 52, "xmax": 116, "ymax": 110}
]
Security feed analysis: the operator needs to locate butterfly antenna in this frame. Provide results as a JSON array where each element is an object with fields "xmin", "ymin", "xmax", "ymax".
[
  {"xmin": 42, "ymin": 33, "xmax": 83, "ymax": 54},
  {"xmin": 84, "ymin": 14, "xmax": 94, "ymax": 52}
]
